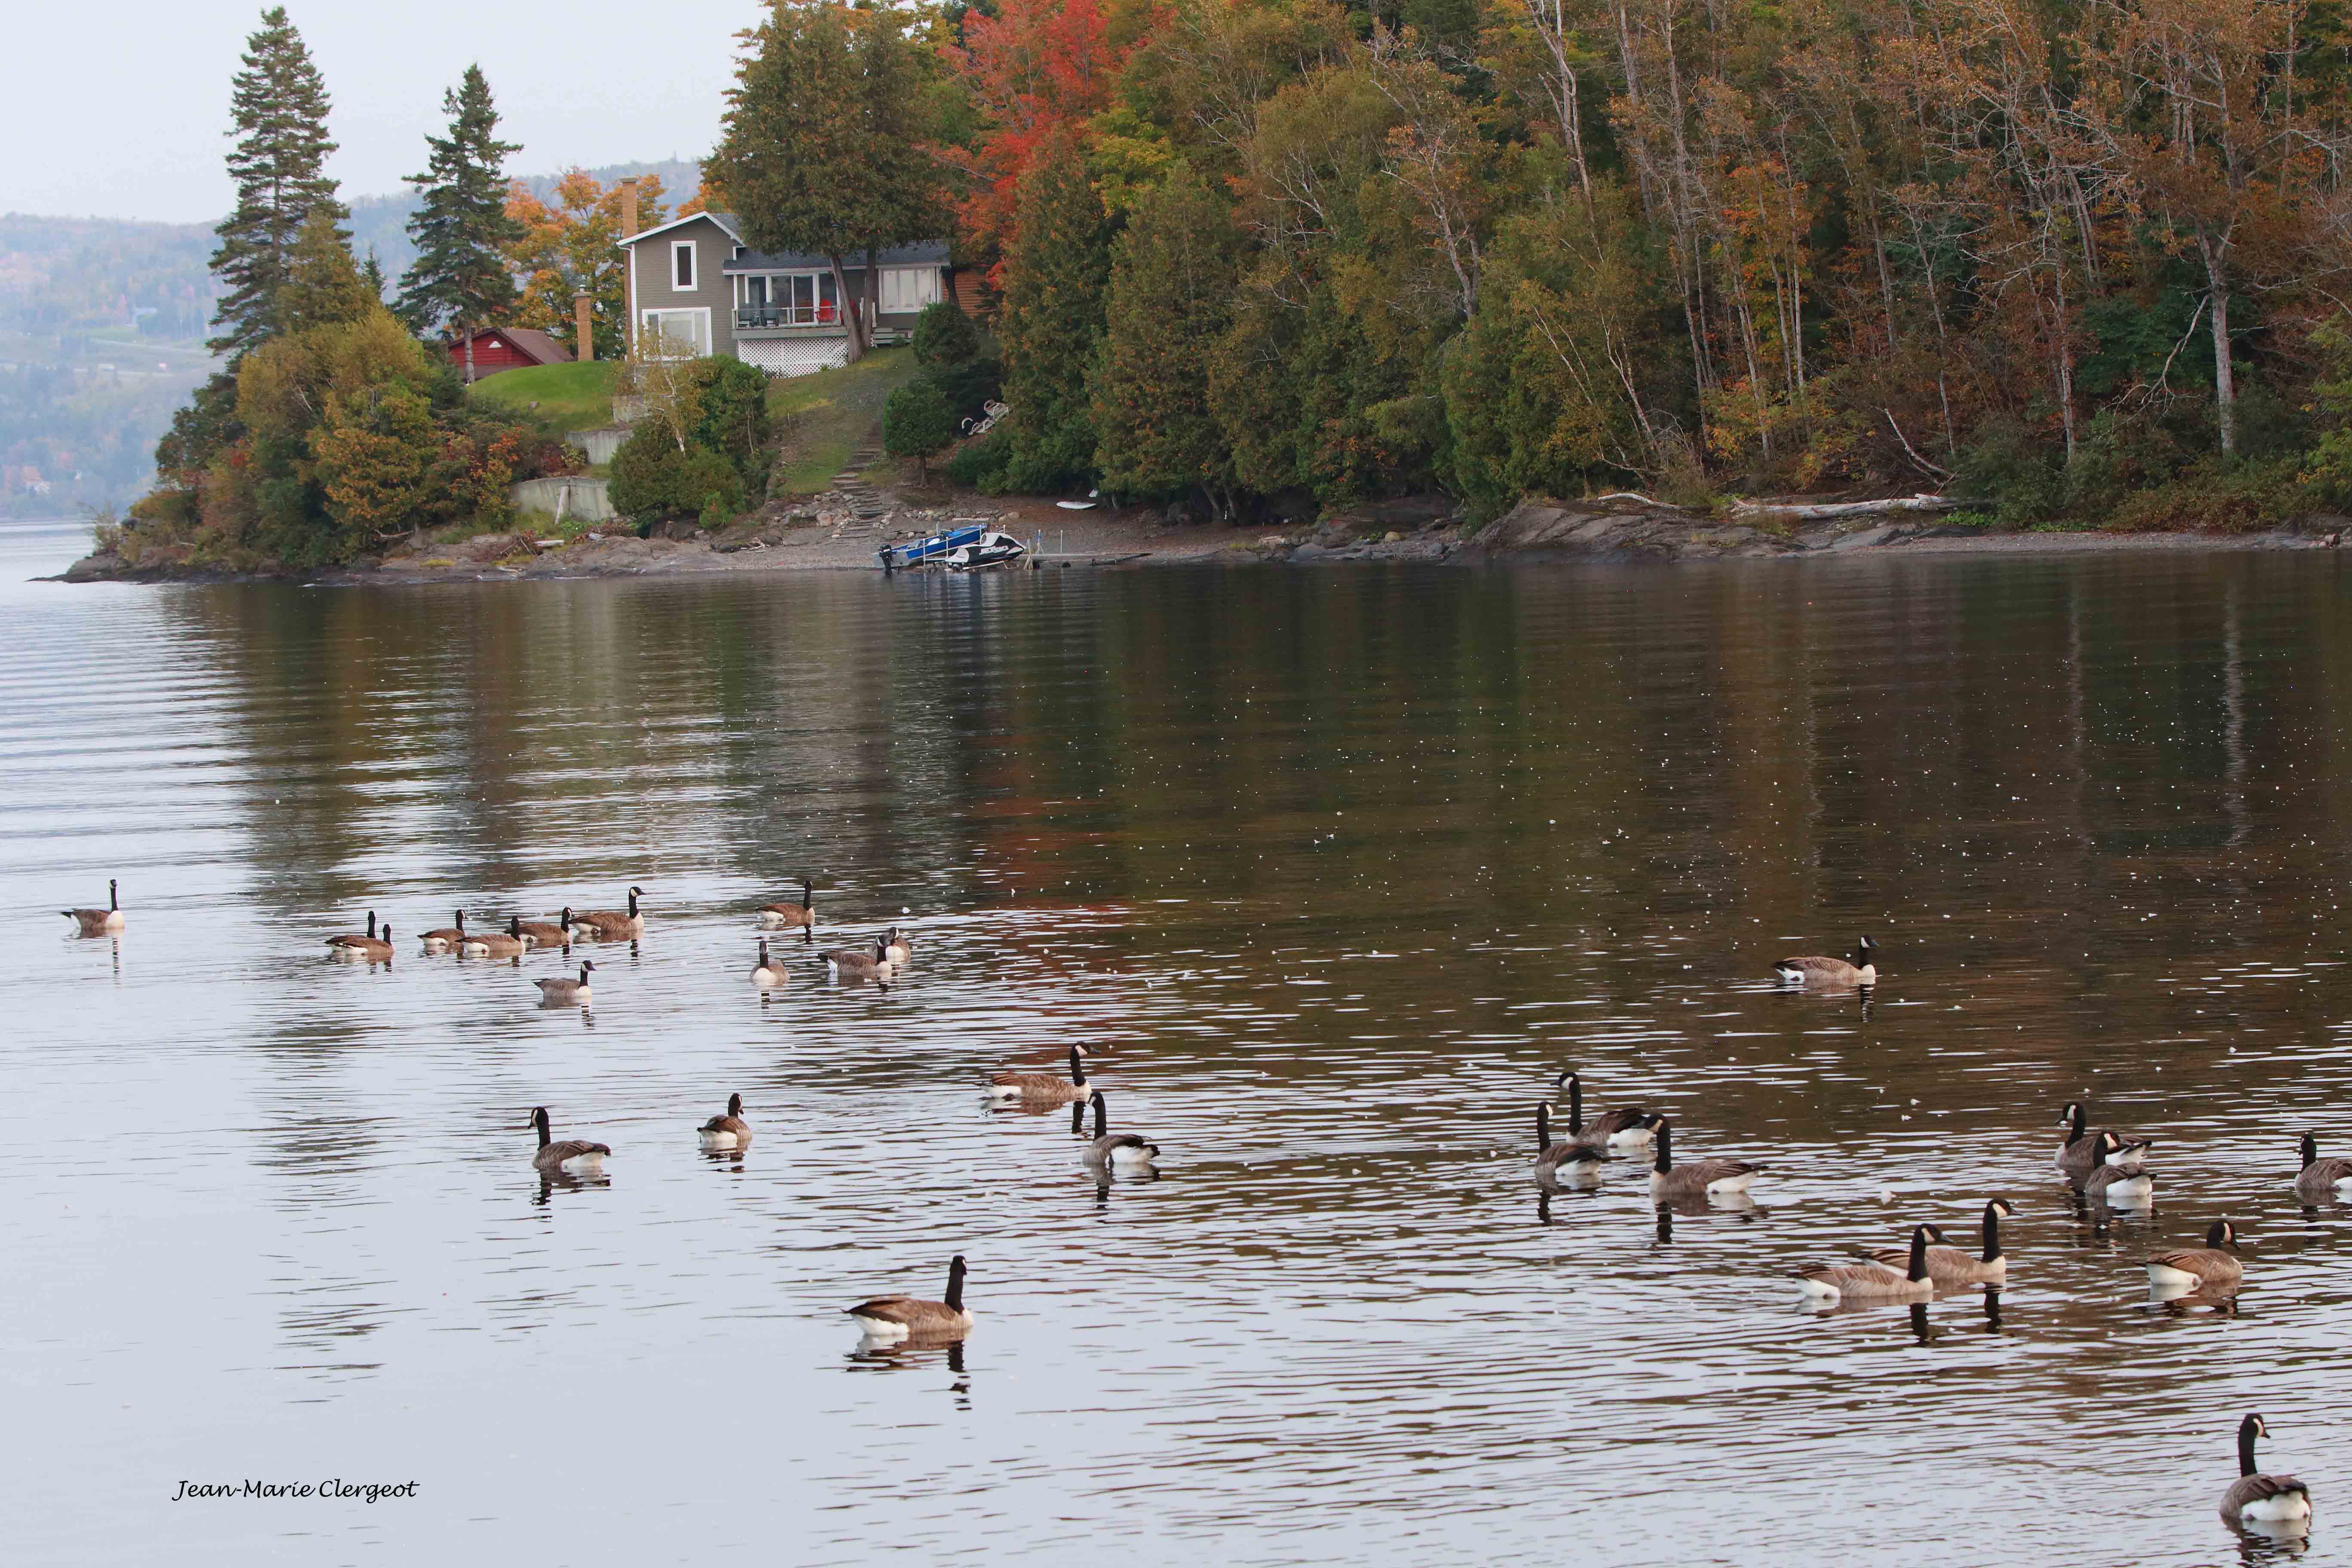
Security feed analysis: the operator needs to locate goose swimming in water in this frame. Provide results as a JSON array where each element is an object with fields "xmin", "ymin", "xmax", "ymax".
[
  {"xmin": 2294, "ymin": 1132, "xmax": 2352, "ymax": 1202},
  {"xmin": 750, "ymin": 939, "xmax": 786, "ymax": 989},
  {"xmin": 534, "ymin": 960, "xmax": 595, "ymax": 1006},
  {"xmin": 1553, "ymin": 1071, "xmax": 1656, "ymax": 1151},
  {"xmin": 324, "ymin": 910, "xmax": 379, "ymax": 952},
  {"xmin": 760, "ymin": 879, "xmax": 815, "ymax": 931},
  {"xmin": 989, "ymin": 1045, "xmax": 1092, "ymax": 1106},
  {"xmin": 328, "ymin": 923, "xmax": 393, "ymax": 962},
  {"xmin": 513, "ymin": 910, "xmax": 571, "ymax": 948},
  {"xmin": 528, "ymin": 1106, "xmax": 609, "ymax": 1174},
  {"xmin": 461, "ymin": 917, "xmax": 528, "ymax": 958},
  {"xmin": 2147, "ymin": 1219, "xmax": 2243, "ymax": 1292},
  {"xmin": 1795, "ymin": 1223, "xmax": 1945, "ymax": 1303},
  {"xmin": 1866, "ymin": 1199, "xmax": 2016, "ymax": 1286},
  {"xmin": 419, "ymin": 909, "xmax": 468, "ymax": 952},
  {"xmin": 1081, "ymin": 1090, "xmax": 1158, "ymax": 1170},
  {"xmin": 821, "ymin": 937, "xmax": 895, "ymax": 983},
  {"xmin": 845, "ymin": 1255, "xmax": 971, "ymax": 1341},
  {"xmin": 571, "ymin": 887, "xmax": 645, "ymax": 941},
  {"xmin": 1648, "ymin": 1117, "xmax": 1764, "ymax": 1200},
  {"xmin": 698, "ymin": 1093, "xmax": 751, "ymax": 1150},
  {"xmin": 2055, "ymin": 1101, "xmax": 2151, "ymax": 1178},
  {"xmin": 1773, "ymin": 935, "xmax": 1876, "ymax": 987},
  {"xmin": 2220, "ymin": 1414, "xmax": 2312, "ymax": 1533},
  {"xmin": 2082, "ymin": 1132, "xmax": 2154, "ymax": 1205},
  {"xmin": 1532, "ymin": 1103, "xmax": 1604, "ymax": 1185},
  {"xmin": 61, "ymin": 879, "xmax": 125, "ymax": 936}
]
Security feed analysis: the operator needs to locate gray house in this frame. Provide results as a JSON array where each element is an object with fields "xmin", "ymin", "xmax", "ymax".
[{"xmin": 618, "ymin": 211, "xmax": 951, "ymax": 376}]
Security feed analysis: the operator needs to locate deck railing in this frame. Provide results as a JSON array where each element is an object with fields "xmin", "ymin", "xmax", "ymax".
[{"xmin": 736, "ymin": 303, "xmax": 839, "ymax": 329}]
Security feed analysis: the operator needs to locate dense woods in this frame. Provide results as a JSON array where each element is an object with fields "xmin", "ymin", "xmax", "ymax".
[{"xmin": 882, "ymin": 0, "xmax": 2352, "ymax": 527}]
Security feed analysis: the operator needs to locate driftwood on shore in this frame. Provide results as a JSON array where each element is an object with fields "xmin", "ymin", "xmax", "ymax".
[{"xmin": 1727, "ymin": 494, "xmax": 1960, "ymax": 520}]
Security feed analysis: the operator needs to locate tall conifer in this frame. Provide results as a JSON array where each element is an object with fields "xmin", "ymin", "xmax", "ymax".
[
  {"xmin": 208, "ymin": 6, "xmax": 344, "ymax": 362},
  {"xmin": 397, "ymin": 64, "xmax": 523, "ymax": 383},
  {"xmin": 998, "ymin": 129, "xmax": 1111, "ymax": 491}
]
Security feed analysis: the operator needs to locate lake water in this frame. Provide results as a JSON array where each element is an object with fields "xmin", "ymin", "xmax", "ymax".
[{"xmin": 7, "ymin": 516, "xmax": 2351, "ymax": 1563}]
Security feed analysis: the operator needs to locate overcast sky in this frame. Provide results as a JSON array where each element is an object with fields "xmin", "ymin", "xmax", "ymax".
[{"xmin": 13, "ymin": 0, "xmax": 758, "ymax": 224}]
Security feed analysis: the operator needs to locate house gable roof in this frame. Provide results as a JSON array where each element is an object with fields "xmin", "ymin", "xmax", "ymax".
[
  {"xmin": 493, "ymin": 327, "xmax": 572, "ymax": 365},
  {"xmin": 617, "ymin": 211, "xmax": 742, "ymax": 249}
]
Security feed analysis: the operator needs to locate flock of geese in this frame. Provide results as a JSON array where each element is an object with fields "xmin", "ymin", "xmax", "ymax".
[{"xmin": 55, "ymin": 899, "xmax": 2318, "ymax": 1534}]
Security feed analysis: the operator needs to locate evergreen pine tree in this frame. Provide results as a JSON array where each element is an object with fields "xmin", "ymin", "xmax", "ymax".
[
  {"xmin": 358, "ymin": 249, "xmax": 388, "ymax": 305},
  {"xmin": 396, "ymin": 64, "xmax": 522, "ymax": 383},
  {"xmin": 998, "ymin": 129, "xmax": 1111, "ymax": 492},
  {"xmin": 1091, "ymin": 168, "xmax": 1241, "ymax": 510},
  {"xmin": 278, "ymin": 209, "xmax": 377, "ymax": 334},
  {"xmin": 208, "ymin": 6, "xmax": 344, "ymax": 362}
]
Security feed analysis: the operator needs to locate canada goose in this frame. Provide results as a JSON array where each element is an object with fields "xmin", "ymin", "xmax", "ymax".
[
  {"xmin": 61, "ymin": 879, "xmax": 125, "ymax": 935},
  {"xmin": 419, "ymin": 909, "xmax": 468, "ymax": 951},
  {"xmin": 534, "ymin": 960, "xmax": 595, "ymax": 1006},
  {"xmin": 462, "ymin": 916, "xmax": 528, "ymax": 957},
  {"xmin": 1773, "ymin": 935, "xmax": 1876, "ymax": 986},
  {"xmin": 2083, "ymin": 1132, "xmax": 2154, "ymax": 1204},
  {"xmin": 1532, "ymin": 1103, "xmax": 1604, "ymax": 1183},
  {"xmin": 328, "ymin": 924, "xmax": 393, "ymax": 962},
  {"xmin": 884, "ymin": 926, "xmax": 913, "ymax": 966},
  {"xmin": 2147, "ymin": 1219, "xmax": 2243, "ymax": 1291},
  {"xmin": 2055, "ymin": 1101, "xmax": 2151, "ymax": 1177},
  {"xmin": 323, "ymin": 910, "xmax": 379, "ymax": 950},
  {"xmin": 1083, "ymin": 1090, "xmax": 1158, "ymax": 1169},
  {"xmin": 760, "ymin": 879, "xmax": 815, "ymax": 930},
  {"xmin": 1648, "ymin": 1117, "xmax": 1764, "ymax": 1199},
  {"xmin": 2295, "ymin": 1132, "xmax": 2352, "ymax": 1201},
  {"xmin": 989, "ymin": 1044, "xmax": 1091, "ymax": 1105},
  {"xmin": 821, "ymin": 937, "xmax": 894, "ymax": 983},
  {"xmin": 2220, "ymin": 1414, "xmax": 2312, "ymax": 1532},
  {"xmin": 571, "ymin": 887, "xmax": 645, "ymax": 940},
  {"xmin": 698, "ymin": 1093, "xmax": 750, "ymax": 1150},
  {"xmin": 845, "ymin": 1255, "xmax": 971, "ymax": 1341},
  {"xmin": 1867, "ymin": 1199, "xmax": 2016, "ymax": 1285},
  {"xmin": 528, "ymin": 1106, "xmax": 609, "ymax": 1174},
  {"xmin": 514, "ymin": 909, "xmax": 570, "ymax": 948},
  {"xmin": 1553, "ymin": 1071, "xmax": 1656, "ymax": 1151},
  {"xmin": 1795, "ymin": 1223, "xmax": 1946, "ymax": 1303},
  {"xmin": 749, "ymin": 938, "xmax": 787, "ymax": 989}
]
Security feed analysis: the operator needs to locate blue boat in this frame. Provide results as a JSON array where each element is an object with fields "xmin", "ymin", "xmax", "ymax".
[{"xmin": 879, "ymin": 524, "xmax": 983, "ymax": 571}]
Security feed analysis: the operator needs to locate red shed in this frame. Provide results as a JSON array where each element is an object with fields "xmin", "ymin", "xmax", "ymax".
[{"xmin": 446, "ymin": 326, "xmax": 573, "ymax": 380}]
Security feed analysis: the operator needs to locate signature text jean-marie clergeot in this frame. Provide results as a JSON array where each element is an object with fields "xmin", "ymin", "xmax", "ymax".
[{"xmin": 172, "ymin": 1479, "xmax": 419, "ymax": 1503}]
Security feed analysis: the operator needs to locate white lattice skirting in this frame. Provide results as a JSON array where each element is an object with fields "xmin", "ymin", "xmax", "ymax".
[{"xmin": 735, "ymin": 338, "xmax": 852, "ymax": 377}]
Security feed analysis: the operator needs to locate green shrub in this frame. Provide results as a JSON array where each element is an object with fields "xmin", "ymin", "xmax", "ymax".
[
  {"xmin": 884, "ymin": 379, "xmax": 959, "ymax": 476},
  {"xmin": 2104, "ymin": 456, "xmax": 2307, "ymax": 534},
  {"xmin": 911, "ymin": 300, "xmax": 982, "ymax": 368},
  {"xmin": 944, "ymin": 430, "xmax": 1011, "ymax": 489},
  {"xmin": 1953, "ymin": 415, "xmax": 2065, "ymax": 528},
  {"xmin": 924, "ymin": 356, "xmax": 1003, "ymax": 425},
  {"xmin": 693, "ymin": 355, "xmax": 772, "ymax": 477},
  {"xmin": 608, "ymin": 426, "xmax": 685, "ymax": 521},
  {"xmin": 675, "ymin": 446, "xmax": 747, "ymax": 523}
]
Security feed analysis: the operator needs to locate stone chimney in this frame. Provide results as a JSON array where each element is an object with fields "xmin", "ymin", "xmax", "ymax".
[
  {"xmin": 574, "ymin": 292, "xmax": 594, "ymax": 363},
  {"xmin": 619, "ymin": 177, "xmax": 639, "ymax": 242}
]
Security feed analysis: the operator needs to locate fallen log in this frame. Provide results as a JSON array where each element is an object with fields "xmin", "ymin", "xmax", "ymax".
[{"xmin": 1727, "ymin": 493, "xmax": 1959, "ymax": 521}]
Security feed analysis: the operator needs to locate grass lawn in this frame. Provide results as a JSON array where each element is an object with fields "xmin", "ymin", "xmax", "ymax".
[
  {"xmin": 468, "ymin": 361, "xmax": 619, "ymax": 433},
  {"xmin": 767, "ymin": 348, "xmax": 920, "ymax": 494}
]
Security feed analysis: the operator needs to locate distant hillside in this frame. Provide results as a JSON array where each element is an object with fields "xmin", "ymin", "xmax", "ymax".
[
  {"xmin": 0, "ymin": 159, "xmax": 700, "ymax": 513},
  {"xmin": 348, "ymin": 158, "xmax": 703, "ymax": 285}
]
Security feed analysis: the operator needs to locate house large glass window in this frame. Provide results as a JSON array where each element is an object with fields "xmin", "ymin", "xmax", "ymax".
[
  {"xmin": 639, "ymin": 308, "xmax": 709, "ymax": 358},
  {"xmin": 879, "ymin": 267, "xmax": 943, "ymax": 314},
  {"xmin": 737, "ymin": 271, "xmax": 838, "ymax": 328}
]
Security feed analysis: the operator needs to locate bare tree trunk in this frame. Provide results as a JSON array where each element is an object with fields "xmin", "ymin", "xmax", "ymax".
[
  {"xmin": 464, "ymin": 327, "xmax": 476, "ymax": 386},
  {"xmin": 827, "ymin": 254, "xmax": 864, "ymax": 364},
  {"xmin": 2205, "ymin": 247, "xmax": 2238, "ymax": 455}
]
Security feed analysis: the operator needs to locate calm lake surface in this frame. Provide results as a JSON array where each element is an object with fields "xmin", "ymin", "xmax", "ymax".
[{"xmin": 9, "ymin": 516, "xmax": 2352, "ymax": 1563}]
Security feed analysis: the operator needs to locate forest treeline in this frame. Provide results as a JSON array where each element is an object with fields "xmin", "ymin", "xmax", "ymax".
[{"xmin": 797, "ymin": 0, "xmax": 2352, "ymax": 527}]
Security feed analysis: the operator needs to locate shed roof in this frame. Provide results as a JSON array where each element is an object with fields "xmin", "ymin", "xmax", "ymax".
[{"xmin": 488, "ymin": 327, "xmax": 572, "ymax": 365}]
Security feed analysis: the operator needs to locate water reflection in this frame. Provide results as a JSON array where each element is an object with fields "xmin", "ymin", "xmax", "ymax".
[{"xmin": 10, "ymin": 527, "xmax": 2352, "ymax": 1562}]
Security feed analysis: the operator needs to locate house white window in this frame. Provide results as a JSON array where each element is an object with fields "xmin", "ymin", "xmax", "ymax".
[
  {"xmin": 639, "ymin": 307, "xmax": 710, "ymax": 358},
  {"xmin": 671, "ymin": 240, "xmax": 697, "ymax": 291},
  {"xmin": 879, "ymin": 266, "xmax": 943, "ymax": 314}
]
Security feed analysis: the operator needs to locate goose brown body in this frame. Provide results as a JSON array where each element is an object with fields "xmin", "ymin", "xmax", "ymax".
[
  {"xmin": 2082, "ymin": 1133, "xmax": 2154, "ymax": 1204},
  {"xmin": 324, "ymin": 910, "xmax": 379, "ymax": 950},
  {"xmin": 1773, "ymin": 935, "xmax": 1876, "ymax": 986},
  {"xmin": 534, "ymin": 960, "xmax": 595, "ymax": 1005},
  {"xmin": 419, "ymin": 910, "xmax": 468, "ymax": 951},
  {"xmin": 1532, "ymin": 1102, "xmax": 1603, "ymax": 1182},
  {"xmin": 571, "ymin": 888, "xmax": 644, "ymax": 940},
  {"xmin": 884, "ymin": 926, "xmax": 912, "ymax": 966},
  {"xmin": 61, "ymin": 879, "xmax": 125, "ymax": 936},
  {"xmin": 529, "ymin": 1106, "xmax": 609, "ymax": 1173},
  {"xmin": 1867, "ymin": 1199, "xmax": 2015, "ymax": 1285},
  {"xmin": 2148, "ymin": 1219, "xmax": 2243, "ymax": 1290},
  {"xmin": 1648, "ymin": 1118, "xmax": 1764, "ymax": 1199},
  {"xmin": 989, "ymin": 1045, "xmax": 1091, "ymax": 1104},
  {"xmin": 2221, "ymin": 1415, "xmax": 2312, "ymax": 1531},
  {"xmin": 461, "ymin": 917, "xmax": 527, "ymax": 957},
  {"xmin": 1082, "ymin": 1090, "xmax": 1158, "ymax": 1167},
  {"xmin": 760, "ymin": 880, "xmax": 814, "ymax": 929},
  {"xmin": 328, "ymin": 924, "xmax": 393, "ymax": 961},
  {"xmin": 513, "ymin": 910, "xmax": 571, "ymax": 948},
  {"xmin": 2055, "ymin": 1101, "xmax": 2151, "ymax": 1177},
  {"xmin": 821, "ymin": 937, "xmax": 894, "ymax": 983},
  {"xmin": 847, "ymin": 1256, "xmax": 971, "ymax": 1339},
  {"xmin": 1796, "ymin": 1224, "xmax": 1945, "ymax": 1302},
  {"xmin": 751, "ymin": 939, "xmax": 786, "ymax": 989},
  {"xmin": 2295, "ymin": 1133, "xmax": 2352, "ymax": 1201},
  {"xmin": 698, "ymin": 1093, "xmax": 751, "ymax": 1149}
]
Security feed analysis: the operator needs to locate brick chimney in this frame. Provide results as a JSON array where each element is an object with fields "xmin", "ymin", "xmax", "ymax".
[
  {"xmin": 574, "ymin": 291, "xmax": 594, "ymax": 363},
  {"xmin": 619, "ymin": 176, "xmax": 639, "ymax": 241}
]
